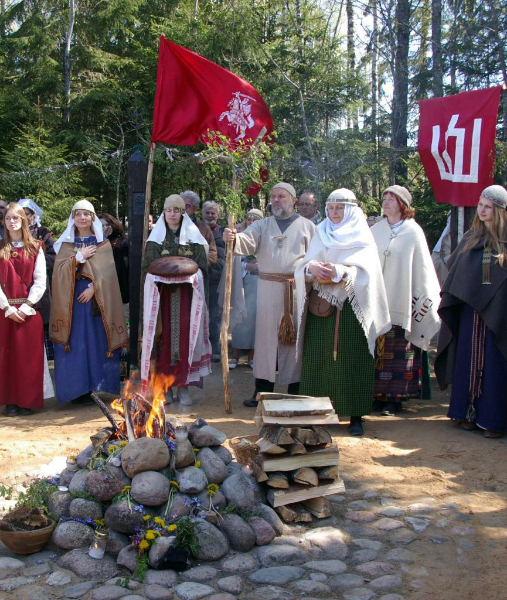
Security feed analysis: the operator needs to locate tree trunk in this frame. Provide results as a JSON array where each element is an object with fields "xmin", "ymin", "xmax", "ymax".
[
  {"xmin": 431, "ymin": 0, "xmax": 443, "ymax": 97},
  {"xmin": 346, "ymin": 0, "xmax": 356, "ymax": 129},
  {"xmin": 391, "ymin": 0, "xmax": 411, "ymax": 182},
  {"xmin": 63, "ymin": 0, "xmax": 75, "ymax": 126},
  {"xmin": 371, "ymin": 0, "xmax": 379, "ymax": 196}
]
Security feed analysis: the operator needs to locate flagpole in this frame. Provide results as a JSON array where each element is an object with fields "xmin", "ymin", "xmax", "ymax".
[
  {"xmin": 220, "ymin": 171, "xmax": 237, "ymax": 414},
  {"xmin": 137, "ymin": 141, "xmax": 156, "ymax": 364}
]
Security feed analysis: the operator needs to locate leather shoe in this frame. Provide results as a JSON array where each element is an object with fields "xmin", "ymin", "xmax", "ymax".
[
  {"xmin": 18, "ymin": 408, "xmax": 33, "ymax": 416},
  {"xmin": 4, "ymin": 405, "xmax": 20, "ymax": 417},
  {"xmin": 243, "ymin": 397, "xmax": 258, "ymax": 408},
  {"xmin": 381, "ymin": 402, "xmax": 396, "ymax": 416},
  {"xmin": 349, "ymin": 416, "xmax": 364, "ymax": 436}
]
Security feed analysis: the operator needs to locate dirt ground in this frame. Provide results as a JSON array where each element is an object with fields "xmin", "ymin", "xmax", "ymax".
[{"xmin": 0, "ymin": 354, "xmax": 506, "ymax": 599}]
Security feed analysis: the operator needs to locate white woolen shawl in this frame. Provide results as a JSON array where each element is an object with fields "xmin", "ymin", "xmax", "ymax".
[
  {"xmin": 295, "ymin": 221, "xmax": 391, "ymax": 357},
  {"xmin": 147, "ymin": 212, "xmax": 209, "ymax": 256},
  {"xmin": 371, "ymin": 218, "xmax": 441, "ymax": 350}
]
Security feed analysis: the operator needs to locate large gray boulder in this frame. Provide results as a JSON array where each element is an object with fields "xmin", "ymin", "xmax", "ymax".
[
  {"xmin": 196, "ymin": 448, "xmax": 228, "ymax": 484},
  {"xmin": 148, "ymin": 536, "xmax": 178, "ymax": 569},
  {"xmin": 76, "ymin": 445, "xmax": 95, "ymax": 469},
  {"xmin": 188, "ymin": 426, "xmax": 226, "ymax": 447},
  {"xmin": 175, "ymin": 467, "xmax": 207, "ymax": 495},
  {"xmin": 131, "ymin": 471, "xmax": 170, "ymax": 506},
  {"xmin": 52, "ymin": 521, "xmax": 94, "ymax": 550},
  {"xmin": 191, "ymin": 520, "xmax": 229, "ymax": 561},
  {"xmin": 217, "ymin": 514, "xmax": 256, "ymax": 552},
  {"xmin": 121, "ymin": 438, "xmax": 170, "ymax": 478},
  {"xmin": 69, "ymin": 498, "xmax": 103, "ymax": 521},
  {"xmin": 255, "ymin": 504, "xmax": 284, "ymax": 535},
  {"xmin": 221, "ymin": 473, "xmax": 256, "ymax": 511},
  {"xmin": 174, "ymin": 440, "xmax": 195, "ymax": 469},
  {"xmin": 104, "ymin": 500, "xmax": 145, "ymax": 534},
  {"xmin": 85, "ymin": 470, "xmax": 124, "ymax": 502},
  {"xmin": 58, "ymin": 548, "xmax": 119, "ymax": 580},
  {"xmin": 47, "ymin": 490, "xmax": 72, "ymax": 518},
  {"xmin": 193, "ymin": 489, "xmax": 227, "ymax": 510},
  {"xmin": 106, "ymin": 530, "xmax": 130, "ymax": 556},
  {"xmin": 164, "ymin": 493, "xmax": 191, "ymax": 520},
  {"xmin": 68, "ymin": 469, "xmax": 90, "ymax": 494},
  {"xmin": 247, "ymin": 517, "xmax": 276, "ymax": 546},
  {"xmin": 210, "ymin": 445, "xmax": 232, "ymax": 465}
]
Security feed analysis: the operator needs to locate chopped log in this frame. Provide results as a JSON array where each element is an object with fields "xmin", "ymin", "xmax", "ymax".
[
  {"xmin": 266, "ymin": 478, "xmax": 346, "ymax": 507},
  {"xmin": 259, "ymin": 414, "xmax": 339, "ymax": 426},
  {"xmin": 316, "ymin": 465, "xmax": 339, "ymax": 480},
  {"xmin": 247, "ymin": 459, "xmax": 268, "ymax": 483},
  {"xmin": 267, "ymin": 473, "xmax": 289, "ymax": 489},
  {"xmin": 262, "ymin": 398, "xmax": 333, "ymax": 417},
  {"xmin": 293, "ymin": 503, "xmax": 313, "ymax": 522},
  {"xmin": 287, "ymin": 440, "xmax": 307, "ymax": 455},
  {"xmin": 311, "ymin": 426, "xmax": 332, "ymax": 445},
  {"xmin": 293, "ymin": 467, "xmax": 319, "ymax": 486},
  {"xmin": 302, "ymin": 497, "xmax": 333, "ymax": 519},
  {"xmin": 260, "ymin": 444, "xmax": 339, "ymax": 472},
  {"xmin": 289, "ymin": 428, "xmax": 320, "ymax": 446},
  {"xmin": 259, "ymin": 426, "xmax": 294, "ymax": 446},
  {"xmin": 255, "ymin": 438, "xmax": 287, "ymax": 455},
  {"xmin": 275, "ymin": 505, "xmax": 297, "ymax": 523}
]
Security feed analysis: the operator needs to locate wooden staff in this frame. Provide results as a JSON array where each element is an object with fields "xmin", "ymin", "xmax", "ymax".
[{"xmin": 220, "ymin": 171, "xmax": 238, "ymax": 414}]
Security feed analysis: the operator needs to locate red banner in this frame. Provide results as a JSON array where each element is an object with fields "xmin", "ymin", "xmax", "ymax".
[
  {"xmin": 418, "ymin": 87, "xmax": 502, "ymax": 207},
  {"xmin": 152, "ymin": 36, "xmax": 273, "ymax": 147}
]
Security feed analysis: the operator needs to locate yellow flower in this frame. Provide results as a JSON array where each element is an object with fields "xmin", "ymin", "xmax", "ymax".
[
  {"xmin": 170, "ymin": 480, "xmax": 179, "ymax": 489},
  {"xmin": 138, "ymin": 540, "xmax": 149, "ymax": 552},
  {"xmin": 119, "ymin": 441, "xmax": 129, "ymax": 447},
  {"xmin": 154, "ymin": 517, "xmax": 166, "ymax": 528},
  {"xmin": 193, "ymin": 447, "xmax": 199, "ymax": 453},
  {"xmin": 94, "ymin": 519, "xmax": 106, "ymax": 526},
  {"xmin": 168, "ymin": 524, "xmax": 177, "ymax": 532},
  {"xmin": 194, "ymin": 461, "xmax": 201, "ymax": 468},
  {"xmin": 143, "ymin": 514, "xmax": 151, "ymax": 522},
  {"xmin": 121, "ymin": 485, "xmax": 131, "ymax": 494},
  {"xmin": 206, "ymin": 483, "xmax": 219, "ymax": 497},
  {"xmin": 145, "ymin": 530, "xmax": 156, "ymax": 540}
]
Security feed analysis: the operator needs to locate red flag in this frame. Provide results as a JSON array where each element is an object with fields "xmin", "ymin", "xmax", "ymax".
[
  {"xmin": 152, "ymin": 36, "xmax": 273, "ymax": 147},
  {"xmin": 418, "ymin": 87, "xmax": 502, "ymax": 207}
]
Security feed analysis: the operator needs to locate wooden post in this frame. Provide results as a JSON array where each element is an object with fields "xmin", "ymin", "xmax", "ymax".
[
  {"xmin": 220, "ymin": 171, "xmax": 238, "ymax": 414},
  {"xmin": 127, "ymin": 149, "xmax": 148, "ymax": 369}
]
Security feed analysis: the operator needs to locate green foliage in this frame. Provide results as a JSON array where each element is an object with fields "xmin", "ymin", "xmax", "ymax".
[
  {"xmin": 0, "ymin": 484, "xmax": 14, "ymax": 500},
  {"xmin": 174, "ymin": 516, "xmax": 199, "ymax": 554},
  {"xmin": 134, "ymin": 553, "xmax": 150, "ymax": 583},
  {"xmin": 115, "ymin": 577, "xmax": 131, "ymax": 589},
  {"xmin": 14, "ymin": 478, "xmax": 58, "ymax": 517}
]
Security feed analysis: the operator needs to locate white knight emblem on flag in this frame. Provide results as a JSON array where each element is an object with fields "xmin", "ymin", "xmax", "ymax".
[{"xmin": 219, "ymin": 92, "xmax": 256, "ymax": 141}]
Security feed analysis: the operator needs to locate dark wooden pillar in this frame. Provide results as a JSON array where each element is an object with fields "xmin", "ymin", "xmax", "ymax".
[
  {"xmin": 450, "ymin": 206, "xmax": 475, "ymax": 252},
  {"xmin": 127, "ymin": 150, "xmax": 148, "ymax": 368}
]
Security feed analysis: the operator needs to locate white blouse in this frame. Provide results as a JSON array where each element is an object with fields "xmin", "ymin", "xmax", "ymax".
[{"xmin": 0, "ymin": 246, "xmax": 47, "ymax": 317}]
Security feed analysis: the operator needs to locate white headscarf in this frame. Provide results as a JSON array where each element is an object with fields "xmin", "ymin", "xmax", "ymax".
[
  {"xmin": 53, "ymin": 200, "xmax": 104, "ymax": 254},
  {"xmin": 318, "ymin": 203, "xmax": 373, "ymax": 251},
  {"xmin": 147, "ymin": 211, "xmax": 209, "ymax": 255},
  {"xmin": 18, "ymin": 198, "xmax": 44, "ymax": 227}
]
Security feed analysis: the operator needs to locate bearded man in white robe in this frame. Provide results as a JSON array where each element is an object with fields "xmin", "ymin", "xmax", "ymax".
[{"xmin": 223, "ymin": 182, "xmax": 316, "ymax": 406}]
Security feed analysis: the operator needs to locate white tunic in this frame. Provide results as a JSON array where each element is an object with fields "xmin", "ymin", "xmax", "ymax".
[{"xmin": 234, "ymin": 215, "xmax": 315, "ymax": 383}]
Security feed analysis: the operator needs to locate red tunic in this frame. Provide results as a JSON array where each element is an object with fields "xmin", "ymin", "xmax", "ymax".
[{"xmin": 0, "ymin": 247, "xmax": 44, "ymax": 408}]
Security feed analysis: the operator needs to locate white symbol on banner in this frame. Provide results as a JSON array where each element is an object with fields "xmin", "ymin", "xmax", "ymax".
[
  {"xmin": 219, "ymin": 92, "xmax": 256, "ymax": 141},
  {"xmin": 431, "ymin": 114, "xmax": 481, "ymax": 183}
]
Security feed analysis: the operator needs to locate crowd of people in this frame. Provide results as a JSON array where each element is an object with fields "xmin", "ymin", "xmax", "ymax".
[{"xmin": 1, "ymin": 182, "xmax": 507, "ymax": 440}]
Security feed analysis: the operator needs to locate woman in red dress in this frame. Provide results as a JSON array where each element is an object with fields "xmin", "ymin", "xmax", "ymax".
[{"xmin": 0, "ymin": 203, "xmax": 53, "ymax": 416}]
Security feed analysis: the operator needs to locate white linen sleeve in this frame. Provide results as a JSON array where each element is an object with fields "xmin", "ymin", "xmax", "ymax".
[
  {"xmin": 19, "ymin": 248, "xmax": 46, "ymax": 316},
  {"xmin": 75, "ymin": 251, "xmax": 86, "ymax": 263},
  {"xmin": 0, "ymin": 282, "xmax": 9, "ymax": 312},
  {"xmin": 331, "ymin": 264, "xmax": 347, "ymax": 283}
]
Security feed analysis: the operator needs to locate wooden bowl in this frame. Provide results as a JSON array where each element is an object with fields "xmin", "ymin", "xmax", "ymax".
[{"xmin": 148, "ymin": 256, "xmax": 198, "ymax": 277}]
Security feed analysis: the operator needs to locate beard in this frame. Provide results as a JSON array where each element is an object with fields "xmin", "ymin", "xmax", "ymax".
[{"xmin": 272, "ymin": 205, "xmax": 293, "ymax": 219}]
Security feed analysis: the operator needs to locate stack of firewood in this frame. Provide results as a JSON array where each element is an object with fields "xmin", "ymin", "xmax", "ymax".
[{"xmin": 253, "ymin": 393, "xmax": 344, "ymax": 523}]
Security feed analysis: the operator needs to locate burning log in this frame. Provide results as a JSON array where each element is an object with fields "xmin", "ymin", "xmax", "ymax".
[
  {"xmin": 90, "ymin": 392, "xmax": 125, "ymax": 438},
  {"xmin": 122, "ymin": 398, "xmax": 136, "ymax": 442}
]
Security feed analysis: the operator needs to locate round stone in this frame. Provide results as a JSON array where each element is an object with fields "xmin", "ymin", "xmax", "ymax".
[{"xmin": 131, "ymin": 471, "xmax": 170, "ymax": 506}]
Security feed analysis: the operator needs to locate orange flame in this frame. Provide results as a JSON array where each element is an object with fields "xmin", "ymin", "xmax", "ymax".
[{"xmin": 111, "ymin": 372, "xmax": 175, "ymax": 439}]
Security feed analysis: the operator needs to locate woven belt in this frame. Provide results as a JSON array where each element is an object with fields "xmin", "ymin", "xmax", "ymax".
[
  {"xmin": 7, "ymin": 298, "xmax": 28, "ymax": 305},
  {"xmin": 258, "ymin": 272, "xmax": 296, "ymax": 346}
]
